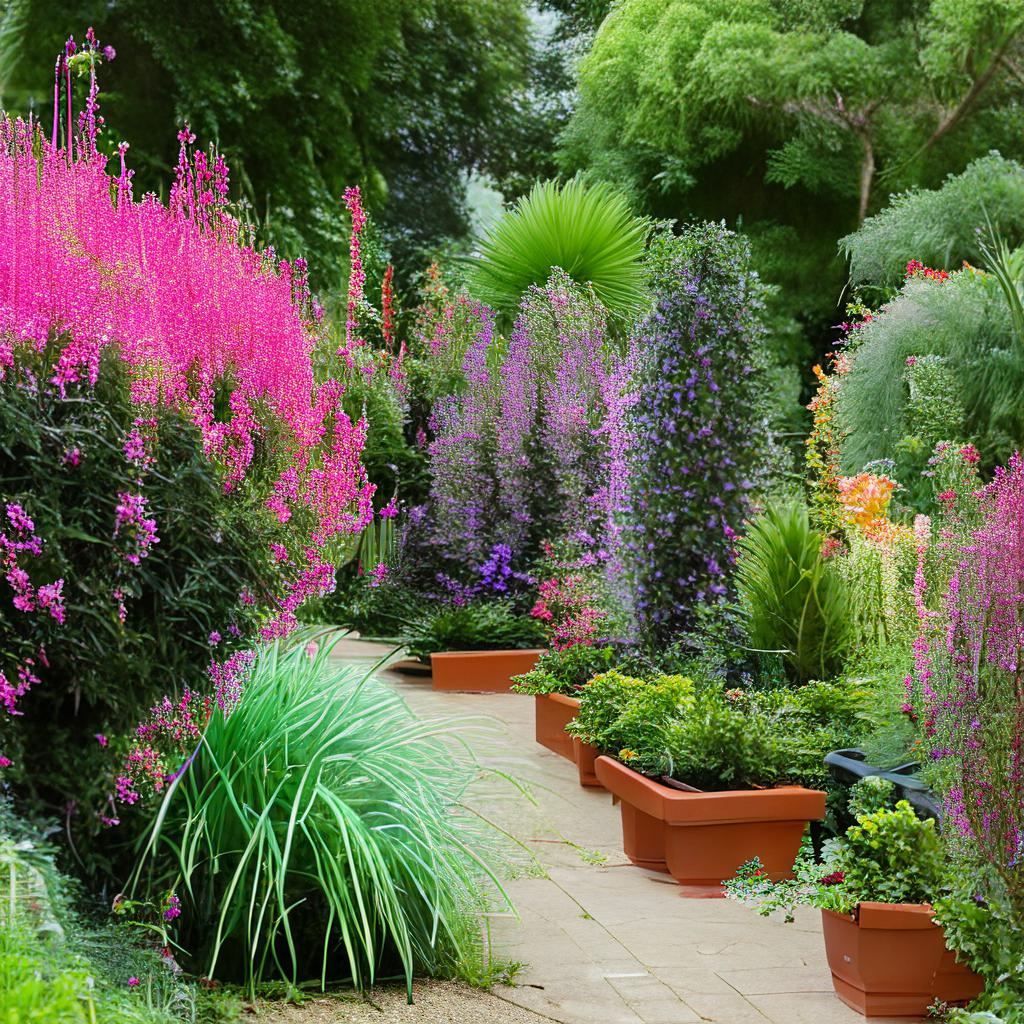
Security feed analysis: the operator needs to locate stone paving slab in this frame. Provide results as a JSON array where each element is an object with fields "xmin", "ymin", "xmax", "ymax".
[{"xmin": 331, "ymin": 641, "xmax": 911, "ymax": 1024}]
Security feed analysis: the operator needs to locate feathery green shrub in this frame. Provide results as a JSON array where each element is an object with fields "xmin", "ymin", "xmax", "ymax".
[
  {"xmin": 840, "ymin": 154, "xmax": 1024, "ymax": 287},
  {"xmin": 836, "ymin": 269, "xmax": 1022, "ymax": 472},
  {"xmin": 134, "ymin": 642, "xmax": 513, "ymax": 996}
]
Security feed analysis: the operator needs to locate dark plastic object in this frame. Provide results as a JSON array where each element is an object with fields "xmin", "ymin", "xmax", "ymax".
[{"xmin": 824, "ymin": 749, "xmax": 944, "ymax": 824}]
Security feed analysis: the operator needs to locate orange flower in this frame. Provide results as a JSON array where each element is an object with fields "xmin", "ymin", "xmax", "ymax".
[{"xmin": 836, "ymin": 473, "xmax": 896, "ymax": 530}]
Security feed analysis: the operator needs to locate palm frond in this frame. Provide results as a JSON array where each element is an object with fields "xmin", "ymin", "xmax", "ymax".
[{"xmin": 465, "ymin": 177, "xmax": 649, "ymax": 319}]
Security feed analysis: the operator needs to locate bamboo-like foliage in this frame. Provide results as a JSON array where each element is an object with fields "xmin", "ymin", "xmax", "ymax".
[
  {"xmin": 133, "ymin": 641, "xmax": 512, "ymax": 996},
  {"xmin": 736, "ymin": 503, "xmax": 855, "ymax": 684},
  {"xmin": 466, "ymin": 178, "xmax": 649, "ymax": 319}
]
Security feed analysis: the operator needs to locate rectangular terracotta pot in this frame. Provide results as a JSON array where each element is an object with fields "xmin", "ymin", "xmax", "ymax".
[
  {"xmin": 534, "ymin": 693, "xmax": 580, "ymax": 760},
  {"xmin": 821, "ymin": 903, "xmax": 982, "ymax": 1017},
  {"xmin": 430, "ymin": 649, "xmax": 545, "ymax": 692},
  {"xmin": 572, "ymin": 736, "xmax": 602, "ymax": 788},
  {"xmin": 595, "ymin": 755, "xmax": 825, "ymax": 886}
]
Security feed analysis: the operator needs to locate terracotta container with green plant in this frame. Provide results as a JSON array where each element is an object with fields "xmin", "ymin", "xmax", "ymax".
[
  {"xmin": 726, "ymin": 781, "xmax": 982, "ymax": 1017},
  {"xmin": 512, "ymin": 646, "xmax": 617, "ymax": 760},
  {"xmin": 576, "ymin": 678, "xmax": 864, "ymax": 890},
  {"xmin": 402, "ymin": 600, "xmax": 547, "ymax": 693}
]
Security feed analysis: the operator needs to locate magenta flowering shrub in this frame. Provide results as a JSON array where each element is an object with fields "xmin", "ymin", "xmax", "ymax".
[
  {"xmin": 0, "ymin": 36, "xmax": 372, "ymax": 854},
  {"xmin": 910, "ymin": 452, "xmax": 1024, "ymax": 922},
  {"xmin": 625, "ymin": 223, "xmax": 771, "ymax": 643}
]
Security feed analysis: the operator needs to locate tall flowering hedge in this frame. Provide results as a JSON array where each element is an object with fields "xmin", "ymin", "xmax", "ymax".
[
  {"xmin": 0, "ymin": 39, "xmax": 372, "ymax": 847},
  {"xmin": 625, "ymin": 223, "xmax": 771, "ymax": 642},
  {"xmin": 910, "ymin": 452, "xmax": 1024, "ymax": 926},
  {"xmin": 424, "ymin": 271, "xmax": 637, "ymax": 586}
]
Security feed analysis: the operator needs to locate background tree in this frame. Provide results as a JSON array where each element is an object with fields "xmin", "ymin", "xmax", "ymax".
[
  {"xmin": 0, "ymin": 0, "xmax": 541, "ymax": 292},
  {"xmin": 561, "ymin": 0, "xmax": 1024, "ymax": 351}
]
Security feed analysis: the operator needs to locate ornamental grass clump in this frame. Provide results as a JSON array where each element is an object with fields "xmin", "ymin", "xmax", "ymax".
[
  {"xmin": 625, "ymin": 222, "xmax": 772, "ymax": 643},
  {"xmin": 736, "ymin": 502, "xmax": 856, "ymax": 683},
  {"xmin": 134, "ymin": 641, "xmax": 513, "ymax": 996}
]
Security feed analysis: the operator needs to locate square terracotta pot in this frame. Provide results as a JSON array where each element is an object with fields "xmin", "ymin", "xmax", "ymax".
[
  {"xmin": 534, "ymin": 693, "xmax": 580, "ymax": 760},
  {"xmin": 595, "ymin": 755, "xmax": 825, "ymax": 887},
  {"xmin": 821, "ymin": 903, "xmax": 981, "ymax": 1017},
  {"xmin": 430, "ymin": 649, "xmax": 545, "ymax": 692}
]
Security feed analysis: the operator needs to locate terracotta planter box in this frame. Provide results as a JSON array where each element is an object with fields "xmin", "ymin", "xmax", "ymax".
[
  {"xmin": 821, "ymin": 903, "xmax": 982, "ymax": 1017},
  {"xmin": 595, "ymin": 755, "xmax": 825, "ymax": 886},
  {"xmin": 534, "ymin": 693, "xmax": 580, "ymax": 760},
  {"xmin": 430, "ymin": 649, "xmax": 544, "ymax": 693},
  {"xmin": 573, "ymin": 736, "xmax": 602, "ymax": 788}
]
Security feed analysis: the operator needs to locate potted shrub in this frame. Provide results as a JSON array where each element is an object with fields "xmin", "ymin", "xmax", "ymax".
[
  {"xmin": 512, "ymin": 646, "xmax": 616, "ymax": 765},
  {"xmin": 405, "ymin": 600, "xmax": 547, "ymax": 692},
  {"xmin": 726, "ymin": 782, "xmax": 982, "ymax": 1017},
  {"xmin": 587, "ymin": 681, "xmax": 865, "ymax": 887}
]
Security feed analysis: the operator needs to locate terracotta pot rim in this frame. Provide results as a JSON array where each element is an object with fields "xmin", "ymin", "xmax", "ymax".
[
  {"xmin": 824, "ymin": 902, "xmax": 937, "ymax": 930},
  {"xmin": 595, "ymin": 755, "xmax": 825, "ymax": 797},
  {"xmin": 541, "ymin": 692, "xmax": 581, "ymax": 708},
  {"xmin": 431, "ymin": 648, "xmax": 547, "ymax": 659}
]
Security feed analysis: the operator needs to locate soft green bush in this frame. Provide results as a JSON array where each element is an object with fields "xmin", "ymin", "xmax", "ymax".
[
  {"xmin": 736, "ymin": 503, "xmax": 855, "ymax": 683},
  {"xmin": 846, "ymin": 776, "xmax": 897, "ymax": 820},
  {"xmin": 841, "ymin": 154, "xmax": 1024, "ymax": 288},
  {"xmin": 827, "ymin": 801, "xmax": 945, "ymax": 911},
  {"xmin": 837, "ymin": 268, "xmax": 1022, "ymax": 472},
  {"xmin": 405, "ymin": 600, "xmax": 546, "ymax": 661},
  {"xmin": 663, "ymin": 681, "xmax": 867, "ymax": 792},
  {"xmin": 936, "ymin": 876, "xmax": 1024, "ymax": 1023},
  {"xmin": 566, "ymin": 671, "xmax": 695, "ymax": 773},
  {"xmin": 134, "ymin": 642, "xmax": 513, "ymax": 995},
  {"xmin": 727, "ymin": 800, "xmax": 947, "ymax": 920},
  {"xmin": 465, "ymin": 177, "xmax": 649, "ymax": 319},
  {"xmin": 511, "ymin": 645, "xmax": 617, "ymax": 696}
]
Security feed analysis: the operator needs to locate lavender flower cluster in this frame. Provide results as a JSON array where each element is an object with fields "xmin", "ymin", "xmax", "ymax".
[
  {"xmin": 624, "ymin": 223, "xmax": 771, "ymax": 642},
  {"xmin": 425, "ymin": 271, "xmax": 636, "ymax": 591}
]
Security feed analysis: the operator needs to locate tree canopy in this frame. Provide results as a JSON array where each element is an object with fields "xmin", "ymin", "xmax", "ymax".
[
  {"xmin": 561, "ymin": 0, "xmax": 1024, "ymax": 330},
  {"xmin": 1, "ymin": 0, "xmax": 541, "ymax": 289}
]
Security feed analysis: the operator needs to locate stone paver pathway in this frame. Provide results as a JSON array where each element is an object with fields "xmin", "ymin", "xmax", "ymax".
[{"xmin": 332, "ymin": 640, "xmax": 908, "ymax": 1024}]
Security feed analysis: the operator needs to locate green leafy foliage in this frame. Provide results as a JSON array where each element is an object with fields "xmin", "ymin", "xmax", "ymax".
[
  {"xmin": 936, "ymin": 875, "xmax": 1024, "ymax": 1023},
  {"xmin": 0, "ymin": 799, "xmax": 224, "ymax": 1024},
  {"xmin": 6, "ymin": 0, "xmax": 538, "ymax": 284},
  {"xmin": 465, "ymin": 178, "xmax": 649, "ymax": 319},
  {"xmin": 828, "ymin": 800, "xmax": 946, "ymax": 909},
  {"xmin": 565, "ymin": 671, "xmax": 695, "ymax": 772},
  {"xmin": 405, "ymin": 600, "xmax": 546, "ymax": 661},
  {"xmin": 133, "ymin": 642, "xmax": 514, "ymax": 996},
  {"xmin": 727, "ymin": 797, "xmax": 946, "ymax": 919},
  {"xmin": 562, "ymin": 0, "xmax": 1024, "ymax": 352},
  {"xmin": 662, "ymin": 682, "xmax": 867, "ymax": 791},
  {"xmin": 736, "ymin": 503, "xmax": 856, "ymax": 683},
  {"xmin": 837, "ymin": 268, "xmax": 1023, "ymax": 472},
  {"xmin": 510, "ymin": 644, "xmax": 617, "ymax": 695},
  {"xmin": 841, "ymin": 154, "xmax": 1024, "ymax": 287}
]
